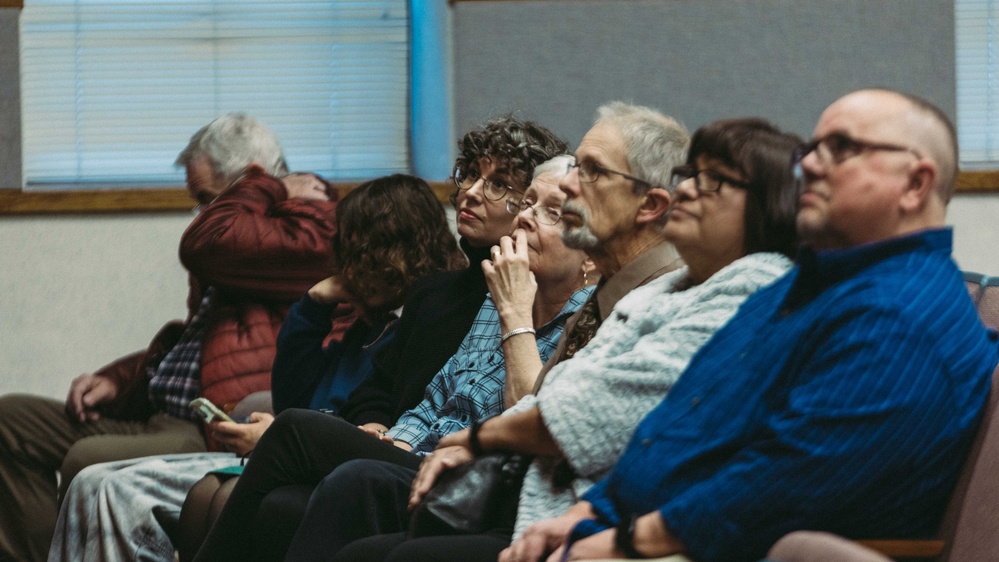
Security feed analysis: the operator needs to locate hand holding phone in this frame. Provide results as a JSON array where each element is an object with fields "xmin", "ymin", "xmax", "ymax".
[
  {"xmin": 212, "ymin": 412, "xmax": 275, "ymax": 455},
  {"xmin": 189, "ymin": 397, "xmax": 234, "ymax": 423}
]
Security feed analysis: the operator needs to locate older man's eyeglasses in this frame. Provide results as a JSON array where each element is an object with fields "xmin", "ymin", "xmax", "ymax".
[
  {"xmin": 669, "ymin": 165, "xmax": 748, "ymax": 193},
  {"xmin": 506, "ymin": 198, "xmax": 562, "ymax": 225},
  {"xmin": 792, "ymin": 132, "xmax": 922, "ymax": 167},
  {"xmin": 452, "ymin": 164, "xmax": 522, "ymax": 201},
  {"xmin": 568, "ymin": 160, "xmax": 650, "ymax": 187}
]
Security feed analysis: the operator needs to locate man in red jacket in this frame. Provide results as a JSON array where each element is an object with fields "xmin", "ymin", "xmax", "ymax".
[{"xmin": 0, "ymin": 114, "xmax": 339, "ymax": 562}]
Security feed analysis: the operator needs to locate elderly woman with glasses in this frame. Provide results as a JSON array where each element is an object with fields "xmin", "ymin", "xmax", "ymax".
[
  {"xmin": 191, "ymin": 151, "xmax": 595, "ymax": 562},
  {"xmin": 329, "ymin": 117, "xmax": 803, "ymax": 562}
]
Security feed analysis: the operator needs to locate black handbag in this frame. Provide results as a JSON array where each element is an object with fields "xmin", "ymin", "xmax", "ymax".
[{"xmin": 408, "ymin": 453, "xmax": 531, "ymax": 538}]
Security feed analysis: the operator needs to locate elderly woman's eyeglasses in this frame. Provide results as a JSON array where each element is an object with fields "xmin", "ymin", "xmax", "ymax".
[
  {"xmin": 506, "ymin": 198, "xmax": 562, "ymax": 225},
  {"xmin": 568, "ymin": 160, "xmax": 650, "ymax": 187},
  {"xmin": 669, "ymin": 165, "xmax": 749, "ymax": 193},
  {"xmin": 452, "ymin": 164, "xmax": 522, "ymax": 201}
]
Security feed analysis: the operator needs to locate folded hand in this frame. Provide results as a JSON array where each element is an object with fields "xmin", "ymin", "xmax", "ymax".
[{"xmin": 408, "ymin": 443, "xmax": 475, "ymax": 510}]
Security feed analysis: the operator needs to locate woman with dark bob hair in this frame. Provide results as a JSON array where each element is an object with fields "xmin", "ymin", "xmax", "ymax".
[
  {"xmin": 676, "ymin": 117, "xmax": 801, "ymax": 261},
  {"xmin": 336, "ymin": 117, "xmax": 804, "ymax": 562}
]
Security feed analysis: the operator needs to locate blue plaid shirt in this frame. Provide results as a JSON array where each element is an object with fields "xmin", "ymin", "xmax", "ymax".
[
  {"xmin": 147, "ymin": 286, "xmax": 215, "ymax": 421},
  {"xmin": 576, "ymin": 229, "xmax": 998, "ymax": 562},
  {"xmin": 388, "ymin": 286, "xmax": 594, "ymax": 454}
]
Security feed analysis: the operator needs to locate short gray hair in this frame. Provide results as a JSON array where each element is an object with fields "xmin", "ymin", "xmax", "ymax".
[
  {"xmin": 175, "ymin": 114, "xmax": 289, "ymax": 185},
  {"xmin": 532, "ymin": 154, "xmax": 575, "ymax": 181},
  {"xmin": 594, "ymin": 102, "xmax": 689, "ymax": 195}
]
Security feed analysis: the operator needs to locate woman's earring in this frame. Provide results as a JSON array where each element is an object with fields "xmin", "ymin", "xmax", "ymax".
[{"xmin": 582, "ymin": 265, "xmax": 589, "ymax": 287}]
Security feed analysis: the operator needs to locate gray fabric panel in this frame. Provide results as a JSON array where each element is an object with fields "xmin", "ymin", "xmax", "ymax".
[
  {"xmin": 452, "ymin": 0, "xmax": 955, "ymax": 144},
  {"xmin": 0, "ymin": 9, "xmax": 21, "ymax": 188}
]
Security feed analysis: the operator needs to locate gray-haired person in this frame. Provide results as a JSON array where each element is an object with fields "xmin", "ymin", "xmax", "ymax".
[{"xmin": 0, "ymin": 114, "xmax": 338, "ymax": 562}]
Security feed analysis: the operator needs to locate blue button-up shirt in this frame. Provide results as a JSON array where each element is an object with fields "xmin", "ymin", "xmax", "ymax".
[
  {"xmin": 578, "ymin": 229, "xmax": 998, "ymax": 562},
  {"xmin": 389, "ymin": 286, "xmax": 594, "ymax": 454}
]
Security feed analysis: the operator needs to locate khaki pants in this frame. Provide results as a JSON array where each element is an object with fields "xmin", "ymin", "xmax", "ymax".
[{"xmin": 0, "ymin": 394, "xmax": 205, "ymax": 562}]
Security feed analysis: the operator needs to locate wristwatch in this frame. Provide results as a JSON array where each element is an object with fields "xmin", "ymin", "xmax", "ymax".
[{"xmin": 615, "ymin": 513, "xmax": 644, "ymax": 559}]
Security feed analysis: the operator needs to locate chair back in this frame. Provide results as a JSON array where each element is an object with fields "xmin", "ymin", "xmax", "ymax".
[
  {"xmin": 964, "ymin": 272, "xmax": 999, "ymax": 330},
  {"xmin": 767, "ymin": 531, "xmax": 892, "ymax": 562},
  {"xmin": 230, "ymin": 390, "xmax": 274, "ymax": 418},
  {"xmin": 933, "ymin": 272, "xmax": 999, "ymax": 561}
]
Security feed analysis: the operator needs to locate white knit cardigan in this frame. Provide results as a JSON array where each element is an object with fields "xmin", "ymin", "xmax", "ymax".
[{"xmin": 508, "ymin": 251, "xmax": 793, "ymax": 537}]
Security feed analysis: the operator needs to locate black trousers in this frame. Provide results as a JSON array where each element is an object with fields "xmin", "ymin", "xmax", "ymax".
[
  {"xmin": 192, "ymin": 409, "xmax": 422, "ymax": 562},
  {"xmin": 333, "ymin": 531, "xmax": 511, "ymax": 562},
  {"xmin": 286, "ymin": 458, "xmax": 512, "ymax": 562},
  {"xmin": 286, "ymin": 458, "xmax": 418, "ymax": 560}
]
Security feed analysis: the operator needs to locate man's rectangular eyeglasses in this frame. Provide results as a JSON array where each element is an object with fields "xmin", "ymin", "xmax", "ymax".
[
  {"xmin": 792, "ymin": 132, "xmax": 922, "ymax": 167},
  {"xmin": 452, "ymin": 164, "xmax": 523, "ymax": 201},
  {"xmin": 567, "ymin": 160, "xmax": 650, "ymax": 187},
  {"xmin": 669, "ymin": 165, "xmax": 748, "ymax": 193},
  {"xmin": 506, "ymin": 198, "xmax": 562, "ymax": 225}
]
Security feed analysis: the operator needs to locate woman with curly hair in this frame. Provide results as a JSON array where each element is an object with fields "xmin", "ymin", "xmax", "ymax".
[
  {"xmin": 327, "ymin": 174, "xmax": 466, "ymax": 318},
  {"xmin": 268, "ymin": 174, "xmax": 468, "ymax": 418}
]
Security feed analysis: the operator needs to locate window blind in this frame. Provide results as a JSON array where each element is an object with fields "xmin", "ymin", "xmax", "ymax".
[
  {"xmin": 956, "ymin": 0, "xmax": 998, "ymax": 167},
  {"xmin": 20, "ymin": 0, "xmax": 410, "ymax": 189}
]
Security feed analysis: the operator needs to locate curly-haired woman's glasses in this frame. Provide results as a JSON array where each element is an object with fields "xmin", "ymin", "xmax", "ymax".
[
  {"xmin": 452, "ymin": 164, "xmax": 523, "ymax": 201},
  {"xmin": 506, "ymin": 198, "xmax": 562, "ymax": 225}
]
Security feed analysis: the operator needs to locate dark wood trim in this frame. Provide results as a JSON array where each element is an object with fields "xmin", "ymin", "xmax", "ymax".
[
  {"xmin": 956, "ymin": 170, "xmax": 999, "ymax": 193},
  {"xmin": 0, "ymin": 1, "xmax": 23, "ymax": 9},
  {"xmin": 0, "ymin": 182, "xmax": 455, "ymax": 215},
  {"xmin": 0, "ymin": 188, "xmax": 197, "ymax": 215},
  {"xmin": 857, "ymin": 538, "xmax": 945, "ymax": 559}
]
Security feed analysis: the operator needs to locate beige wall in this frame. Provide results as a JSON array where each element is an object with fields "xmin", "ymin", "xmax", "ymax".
[
  {"xmin": 948, "ymin": 196, "xmax": 999, "ymax": 275},
  {"xmin": 0, "ymin": 214, "xmax": 191, "ymax": 398}
]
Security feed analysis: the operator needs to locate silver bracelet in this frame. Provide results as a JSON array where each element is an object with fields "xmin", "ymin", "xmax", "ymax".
[{"xmin": 501, "ymin": 327, "xmax": 536, "ymax": 344}]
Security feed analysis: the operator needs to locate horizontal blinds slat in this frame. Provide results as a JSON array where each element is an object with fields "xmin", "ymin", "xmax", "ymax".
[
  {"xmin": 21, "ymin": 0, "xmax": 410, "ymax": 187},
  {"xmin": 956, "ymin": 0, "xmax": 998, "ymax": 167}
]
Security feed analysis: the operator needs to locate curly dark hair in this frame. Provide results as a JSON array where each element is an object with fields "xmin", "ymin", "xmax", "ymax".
[
  {"xmin": 686, "ymin": 118, "xmax": 803, "ymax": 258},
  {"xmin": 451, "ymin": 115, "xmax": 569, "ymax": 202},
  {"xmin": 331, "ymin": 174, "xmax": 466, "ymax": 312}
]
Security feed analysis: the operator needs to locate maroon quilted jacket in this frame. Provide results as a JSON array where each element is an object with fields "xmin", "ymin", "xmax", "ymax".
[{"xmin": 92, "ymin": 168, "xmax": 346, "ymax": 446}]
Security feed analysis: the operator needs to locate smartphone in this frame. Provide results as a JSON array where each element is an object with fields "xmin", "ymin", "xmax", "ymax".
[{"xmin": 189, "ymin": 397, "xmax": 235, "ymax": 423}]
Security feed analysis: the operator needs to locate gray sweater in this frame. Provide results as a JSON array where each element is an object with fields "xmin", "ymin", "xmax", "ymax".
[{"xmin": 509, "ymin": 252, "xmax": 792, "ymax": 536}]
